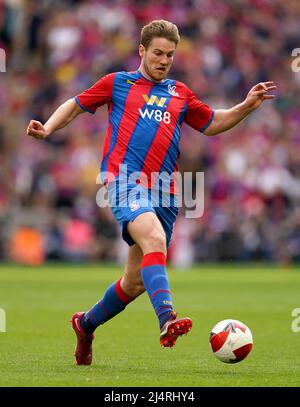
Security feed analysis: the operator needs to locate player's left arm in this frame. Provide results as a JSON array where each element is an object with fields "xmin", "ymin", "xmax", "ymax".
[{"xmin": 203, "ymin": 81, "xmax": 276, "ymax": 136}]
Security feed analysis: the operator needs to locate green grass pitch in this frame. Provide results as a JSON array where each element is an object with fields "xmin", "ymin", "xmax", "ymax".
[{"xmin": 0, "ymin": 263, "xmax": 299, "ymax": 387}]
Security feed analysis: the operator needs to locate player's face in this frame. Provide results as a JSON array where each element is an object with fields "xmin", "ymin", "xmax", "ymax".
[{"xmin": 139, "ymin": 37, "xmax": 176, "ymax": 82}]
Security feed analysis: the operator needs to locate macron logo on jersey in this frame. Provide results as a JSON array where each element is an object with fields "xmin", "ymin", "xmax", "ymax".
[{"xmin": 126, "ymin": 79, "xmax": 137, "ymax": 86}]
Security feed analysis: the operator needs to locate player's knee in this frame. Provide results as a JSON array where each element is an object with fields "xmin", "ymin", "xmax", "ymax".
[{"xmin": 145, "ymin": 230, "xmax": 166, "ymax": 253}]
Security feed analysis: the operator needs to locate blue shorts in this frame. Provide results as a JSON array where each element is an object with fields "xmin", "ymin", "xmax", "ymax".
[{"xmin": 107, "ymin": 182, "xmax": 178, "ymax": 247}]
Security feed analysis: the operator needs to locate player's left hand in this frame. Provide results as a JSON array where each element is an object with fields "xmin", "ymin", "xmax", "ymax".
[{"xmin": 244, "ymin": 82, "xmax": 276, "ymax": 110}]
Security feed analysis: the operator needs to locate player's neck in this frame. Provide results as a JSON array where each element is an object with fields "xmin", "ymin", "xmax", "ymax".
[{"xmin": 138, "ymin": 67, "xmax": 165, "ymax": 84}]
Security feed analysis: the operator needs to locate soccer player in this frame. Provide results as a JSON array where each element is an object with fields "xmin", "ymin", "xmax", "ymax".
[{"xmin": 27, "ymin": 20, "xmax": 276, "ymax": 365}]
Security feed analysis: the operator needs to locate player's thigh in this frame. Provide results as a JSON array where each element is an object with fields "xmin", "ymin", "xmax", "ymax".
[
  {"xmin": 127, "ymin": 212, "xmax": 167, "ymax": 254},
  {"xmin": 121, "ymin": 244, "xmax": 145, "ymax": 297}
]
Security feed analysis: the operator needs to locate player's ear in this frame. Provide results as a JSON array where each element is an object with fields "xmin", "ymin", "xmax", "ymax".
[{"xmin": 139, "ymin": 44, "xmax": 145, "ymax": 58}]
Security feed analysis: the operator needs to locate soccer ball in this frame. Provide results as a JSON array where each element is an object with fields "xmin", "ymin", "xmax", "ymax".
[{"xmin": 209, "ymin": 319, "xmax": 253, "ymax": 363}]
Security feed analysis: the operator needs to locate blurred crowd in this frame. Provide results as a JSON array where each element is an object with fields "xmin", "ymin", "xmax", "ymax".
[{"xmin": 0, "ymin": 0, "xmax": 300, "ymax": 266}]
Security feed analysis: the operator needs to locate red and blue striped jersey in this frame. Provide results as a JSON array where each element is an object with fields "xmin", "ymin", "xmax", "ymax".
[{"xmin": 75, "ymin": 70, "xmax": 214, "ymax": 194}]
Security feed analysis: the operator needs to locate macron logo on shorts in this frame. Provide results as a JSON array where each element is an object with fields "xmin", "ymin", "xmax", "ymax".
[{"xmin": 129, "ymin": 201, "xmax": 140, "ymax": 212}]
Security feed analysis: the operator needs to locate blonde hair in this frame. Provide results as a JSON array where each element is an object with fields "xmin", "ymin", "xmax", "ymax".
[{"xmin": 140, "ymin": 20, "xmax": 180, "ymax": 49}]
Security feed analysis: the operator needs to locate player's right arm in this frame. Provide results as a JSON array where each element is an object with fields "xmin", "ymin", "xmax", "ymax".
[
  {"xmin": 27, "ymin": 73, "xmax": 115, "ymax": 140},
  {"xmin": 27, "ymin": 98, "xmax": 84, "ymax": 140}
]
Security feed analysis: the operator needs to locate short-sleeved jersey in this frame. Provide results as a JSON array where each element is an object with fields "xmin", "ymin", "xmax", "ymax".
[{"xmin": 75, "ymin": 70, "xmax": 214, "ymax": 193}]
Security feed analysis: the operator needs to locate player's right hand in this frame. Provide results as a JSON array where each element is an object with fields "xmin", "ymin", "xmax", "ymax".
[{"xmin": 26, "ymin": 120, "xmax": 48, "ymax": 139}]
